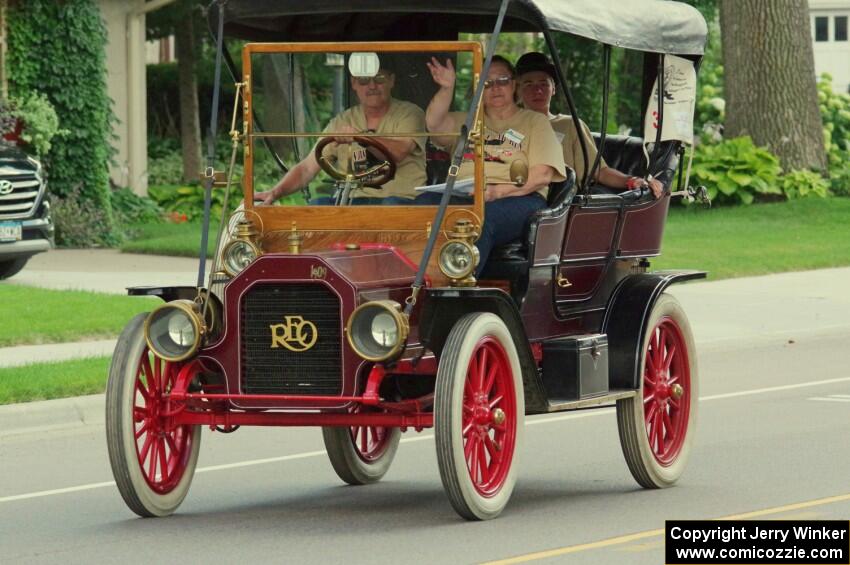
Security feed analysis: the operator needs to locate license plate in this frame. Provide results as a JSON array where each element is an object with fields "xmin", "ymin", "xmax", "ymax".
[{"xmin": 0, "ymin": 221, "xmax": 22, "ymax": 242}]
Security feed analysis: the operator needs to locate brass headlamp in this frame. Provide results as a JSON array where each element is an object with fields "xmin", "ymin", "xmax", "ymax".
[
  {"xmin": 438, "ymin": 218, "xmax": 480, "ymax": 287},
  {"xmin": 222, "ymin": 219, "xmax": 261, "ymax": 277}
]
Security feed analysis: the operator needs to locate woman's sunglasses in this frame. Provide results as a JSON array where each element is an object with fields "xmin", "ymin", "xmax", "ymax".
[
  {"xmin": 484, "ymin": 76, "xmax": 513, "ymax": 89},
  {"xmin": 355, "ymin": 74, "xmax": 390, "ymax": 86}
]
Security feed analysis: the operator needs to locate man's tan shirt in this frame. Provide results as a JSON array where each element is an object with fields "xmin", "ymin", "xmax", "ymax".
[
  {"xmin": 320, "ymin": 98, "xmax": 426, "ymax": 200},
  {"xmin": 549, "ymin": 114, "xmax": 607, "ymax": 185}
]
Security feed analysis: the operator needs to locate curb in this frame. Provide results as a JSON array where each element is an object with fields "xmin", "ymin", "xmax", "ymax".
[{"xmin": 0, "ymin": 394, "xmax": 104, "ymax": 437}]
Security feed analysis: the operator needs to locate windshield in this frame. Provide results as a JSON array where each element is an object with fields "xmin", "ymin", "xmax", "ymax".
[{"xmin": 246, "ymin": 44, "xmax": 480, "ymax": 206}]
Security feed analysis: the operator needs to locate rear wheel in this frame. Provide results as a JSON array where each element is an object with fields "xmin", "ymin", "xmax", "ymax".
[
  {"xmin": 322, "ymin": 405, "xmax": 400, "ymax": 485},
  {"xmin": 616, "ymin": 293, "xmax": 698, "ymax": 488},
  {"xmin": 435, "ymin": 313, "xmax": 524, "ymax": 521},
  {"xmin": 105, "ymin": 313, "xmax": 201, "ymax": 517},
  {"xmin": 0, "ymin": 257, "xmax": 28, "ymax": 280}
]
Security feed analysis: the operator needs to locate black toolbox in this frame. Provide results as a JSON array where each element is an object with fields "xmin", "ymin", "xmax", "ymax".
[{"xmin": 541, "ymin": 334, "xmax": 609, "ymax": 400}]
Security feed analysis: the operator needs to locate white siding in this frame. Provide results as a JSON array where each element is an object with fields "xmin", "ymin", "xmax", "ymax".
[{"xmin": 810, "ymin": 0, "xmax": 850, "ymax": 93}]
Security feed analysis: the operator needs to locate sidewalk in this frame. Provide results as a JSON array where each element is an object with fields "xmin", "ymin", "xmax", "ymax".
[
  {"xmin": 1, "ymin": 266, "xmax": 849, "ymax": 436},
  {"xmin": 0, "ymin": 340, "xmax": 117, "ymax": 368}
]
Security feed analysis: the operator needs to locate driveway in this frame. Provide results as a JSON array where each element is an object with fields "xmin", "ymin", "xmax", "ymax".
[{"xmin": 5, "ymin": 249, "xmax": 199, "ymax": 294}]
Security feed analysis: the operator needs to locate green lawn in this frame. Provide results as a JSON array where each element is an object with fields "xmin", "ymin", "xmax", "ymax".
[
  {"xmin": 0, "ymin": 286, "xmax": 156, "ymax": 346},
  {"xmin": 654, "ymin": 197, "xmax": 850, "ymax": 279},
  {"xmin": 120, "ymin": 221, "xmax": 220, "ymax": 258},
  {"xmin": 0, "ymin": 357, "xmax": 110, "ymax": 405}
]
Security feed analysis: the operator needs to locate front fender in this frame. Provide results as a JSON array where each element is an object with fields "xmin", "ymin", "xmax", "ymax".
[
  {"xmin": 127, "ymin": 286, "xmax": 198, "ymax": 302},
  {"xmin": 602, "ymin": 270, "xmax": 706, "ymax": 389},
  {"xmin": 419, "ymin": 287, "xmax": 548, "ymax": 414}
]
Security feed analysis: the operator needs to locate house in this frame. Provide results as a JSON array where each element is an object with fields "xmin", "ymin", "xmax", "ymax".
[
  {"xmin": 98, "ymin": 0, "xmax": 176, "ymax": 196},
  {"xmin": 810, "ymin": 0, "xmax": 850, "ymax": 93}
]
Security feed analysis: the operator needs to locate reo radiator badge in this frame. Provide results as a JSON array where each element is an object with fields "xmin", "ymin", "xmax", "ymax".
[
  {"xmin": 270, "ymin": 316, "xmax": 318, "ymax": 352},
  {"xmin": 310, "ymin": 265, "xmax": 327, "ymax": 279}
]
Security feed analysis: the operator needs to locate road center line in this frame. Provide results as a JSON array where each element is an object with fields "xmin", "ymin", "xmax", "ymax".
[
  {"xmin": 483, "ymin": 492, "xmax": 850, "ymax": 564},
  {"xmin": 2, "ymin": 376, "xmax": 849, "ymax": 504}
]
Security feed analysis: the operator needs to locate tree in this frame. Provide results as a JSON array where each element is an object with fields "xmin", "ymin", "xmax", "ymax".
[
  {"xmin": 720, "ymin": 0, "xmax": 826, "ymax": 172},
  {"xmin": 148, "ymin": 0, "xmax": 203, "ymax": 183}
]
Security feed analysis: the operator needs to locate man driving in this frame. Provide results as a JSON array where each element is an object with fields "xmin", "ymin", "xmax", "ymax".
[
  {"xmin": 516, "ymin": 52, "xmax": 662, "ymax": 199},
  {"xmin": 256, "ymin": 60, "xmax": 426, "ymax": 205}
]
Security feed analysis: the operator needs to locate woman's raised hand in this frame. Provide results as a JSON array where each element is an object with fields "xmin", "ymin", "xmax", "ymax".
[{"xmin": 426, "ymin": 57, "xmax": 456, "ymax": 90}]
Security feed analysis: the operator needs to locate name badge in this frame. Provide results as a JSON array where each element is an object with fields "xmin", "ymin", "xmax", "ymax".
[{"xmin": 504, "ymin": 128, "xmax": 525, "ymax": 148}]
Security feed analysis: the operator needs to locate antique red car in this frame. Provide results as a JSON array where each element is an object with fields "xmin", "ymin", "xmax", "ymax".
[{"xmin": 106, "ymin": 0, "xmax": 708, "ymax": 520}]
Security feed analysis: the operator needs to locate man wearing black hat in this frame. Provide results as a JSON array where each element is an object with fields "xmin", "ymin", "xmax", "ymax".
[{"xmin": 515, "ymin": 52, "xmax": 661, "ymax": 198}]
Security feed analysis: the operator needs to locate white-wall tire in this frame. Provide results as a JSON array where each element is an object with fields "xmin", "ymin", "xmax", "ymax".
[
  {"xmin": 106, "ymin": 313, "xmax": 201, "ymax": 517},
  {"xmin": 435, "ymin": 312, "xmax": 524, "ymax": 520},
  {"xmin": 322, "ymin": 407, "xmax": 401, "ymax": 485},
  {"xmin": 616, "ymin": 293, "xmax": 698, "ymax": 488}
]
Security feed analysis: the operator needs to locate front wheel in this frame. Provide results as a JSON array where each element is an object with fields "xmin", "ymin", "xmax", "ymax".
[
  {"xmin": 616, "ymin": 293, "xmax": 698, "ymax": 488},
  {"xmin": 0, "ymin": 257, "xmax": 28, "ymax": 280},
  {"xmin": 105, "ymin": 313, "xmax": 201, "ymax": 517},
  {"xmin": 435, "ymin": 313, "xmax": 524, "ymax": 521},
  {"xmin": 322, "ymin": 405, "xmax": 401, "ymax": 485}
]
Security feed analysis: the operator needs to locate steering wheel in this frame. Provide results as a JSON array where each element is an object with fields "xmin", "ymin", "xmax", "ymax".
[{"xmin": 314, "ymin": 135, "xmax": 397, "ymax": 188}]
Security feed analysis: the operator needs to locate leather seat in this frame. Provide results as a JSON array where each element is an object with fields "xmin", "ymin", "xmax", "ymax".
[
  {"xmin": 589, "ymin": 133, "xmax": 681, "ymax": 191},
  {"xmin": 481, "ymin": 135, "xmax": 682, "ymax": 288},
  {"xmin": 479, "ymin": 169, "xmax": 577, "ymax": 285}
]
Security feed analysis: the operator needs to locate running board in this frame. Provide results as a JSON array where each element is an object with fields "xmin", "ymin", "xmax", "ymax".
[{"xmin": 545, "ymin": 389, "xmax": 637, "ymax": 412}]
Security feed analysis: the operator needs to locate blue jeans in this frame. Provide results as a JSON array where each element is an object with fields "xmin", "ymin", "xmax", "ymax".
[
  {"xmin": 413, "ymin": 192, "xmax": 474, "ymax": 205},
  {"xmin": 309, "ymin": 196, "xmax": 414, "ymax": 205},
  {"xmin": 475, "ymin": 194, "xmax": 546, "ymax": 277}
]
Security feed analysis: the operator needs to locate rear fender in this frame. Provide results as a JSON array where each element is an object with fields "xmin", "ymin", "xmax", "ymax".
[
  {"xmin": 419, "ymin": 288, "xmax": 548, "ymax": 413},
  {"xmin": 602, "ymin": 271, "xmax": 706, "ymax": 389}
]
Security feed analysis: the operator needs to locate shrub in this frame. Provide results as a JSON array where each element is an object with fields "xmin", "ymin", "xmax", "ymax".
[
  {"xmin": 147, "ymin": 151, "xmax": 185, "ymax": 186},
  {"xmin": 780, "ymin": 169, "xmax": 829, "ymax": 200},
  {"xmin": 7, "ymin": 0, "xmax": 117, "ymax": 242},
  {"xmin": 111, "ymin": 188, "xmax": 164, "ymax": 226},
  {"xmin": 51, "ymin": 186, "xmax": 118, "ymax": 247},
  {"xmin": 690, "ymin": 136, "xmax": 782, "ymax": 205},
  {"xmin": 148, "ymin": 184, "xmax": 237, "ymax": 222},
  {"xmin": 8, "ymin": 92, "xmax": 65, "ymax": 157},
  {"xmin": 0, "ymin": 100, "xmax": 19, "ymax": 139},
  {"xmin": 817, "ymin": 74, "xmax": 850, "ymax": 196}
]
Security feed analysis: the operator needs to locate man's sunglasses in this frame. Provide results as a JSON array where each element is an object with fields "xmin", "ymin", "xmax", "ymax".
[
  {"xmin": 355, "ymin": 74, "xmax": 390, "ymax": 86},
  {"xmin": 484, "ymin": 76, "xmax": 513, "ymax": 89}
]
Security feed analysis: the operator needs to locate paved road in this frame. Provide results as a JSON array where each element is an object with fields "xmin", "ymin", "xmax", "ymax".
[
  {"xmin": 2, "ymin": 274, "xmax": 850, "ymax": 562},
  {"xmin": 1, "ymin": 333, "xmax": 849, "ymax": 563}
]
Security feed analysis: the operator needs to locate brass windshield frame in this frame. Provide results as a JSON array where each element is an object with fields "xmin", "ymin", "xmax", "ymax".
[{"xmin": 241, "ymin": 40, "xmax": 483, "ymax": 234}]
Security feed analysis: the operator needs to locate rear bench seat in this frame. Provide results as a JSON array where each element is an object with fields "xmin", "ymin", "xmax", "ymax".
[{"xmin": 480, "ymin": 135, "xmax": 682, "ymax": 289}]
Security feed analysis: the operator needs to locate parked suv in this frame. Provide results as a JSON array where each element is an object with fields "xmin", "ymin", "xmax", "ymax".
[{"xmin": 0, "ymin": 143, "xmax": 53, "ymax": 279}]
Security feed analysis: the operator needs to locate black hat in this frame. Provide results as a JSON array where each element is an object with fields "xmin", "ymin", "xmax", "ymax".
[{"xmin": 515, "ymin": 52, "xmax": 557, "ymax": 80}]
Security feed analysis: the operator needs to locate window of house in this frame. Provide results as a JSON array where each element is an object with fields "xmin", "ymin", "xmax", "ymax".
[
  {"xmin": 835, "ymin": 16, "xmax": 848, "ymax": 41},
  {"xmin": 815, "ymin": 16, "xmax": 829, "ymax": 41}
]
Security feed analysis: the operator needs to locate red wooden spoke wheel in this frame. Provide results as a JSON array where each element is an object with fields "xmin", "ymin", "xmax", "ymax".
[
  {"xmin": 323, "ymin": 404, "xmax": 400, "ymax": 485},
  {"xmin": 133, "ymin": 352, "xmax": 196, "ymax": 493},
  {"xmin": 461, "ymin": 337, "xmax": 517, "ymax": 497},
  {"xmin": 106, "ymin": 313, "xmax": 201, "ymax": 517},
  {"xmin": 348, "ymin": 405, "xmax": 394, "ymax": 463},
  {"xmin": 617, "ymin": 294, "xmax": 698, "ymax": 488},
  {"xmin": 642, "ymin": 317, "xmax": 691, "ymax": 466},
  {"xmin": 436, "ymin": 313, "xmax": 524, "ymax": 521}
]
